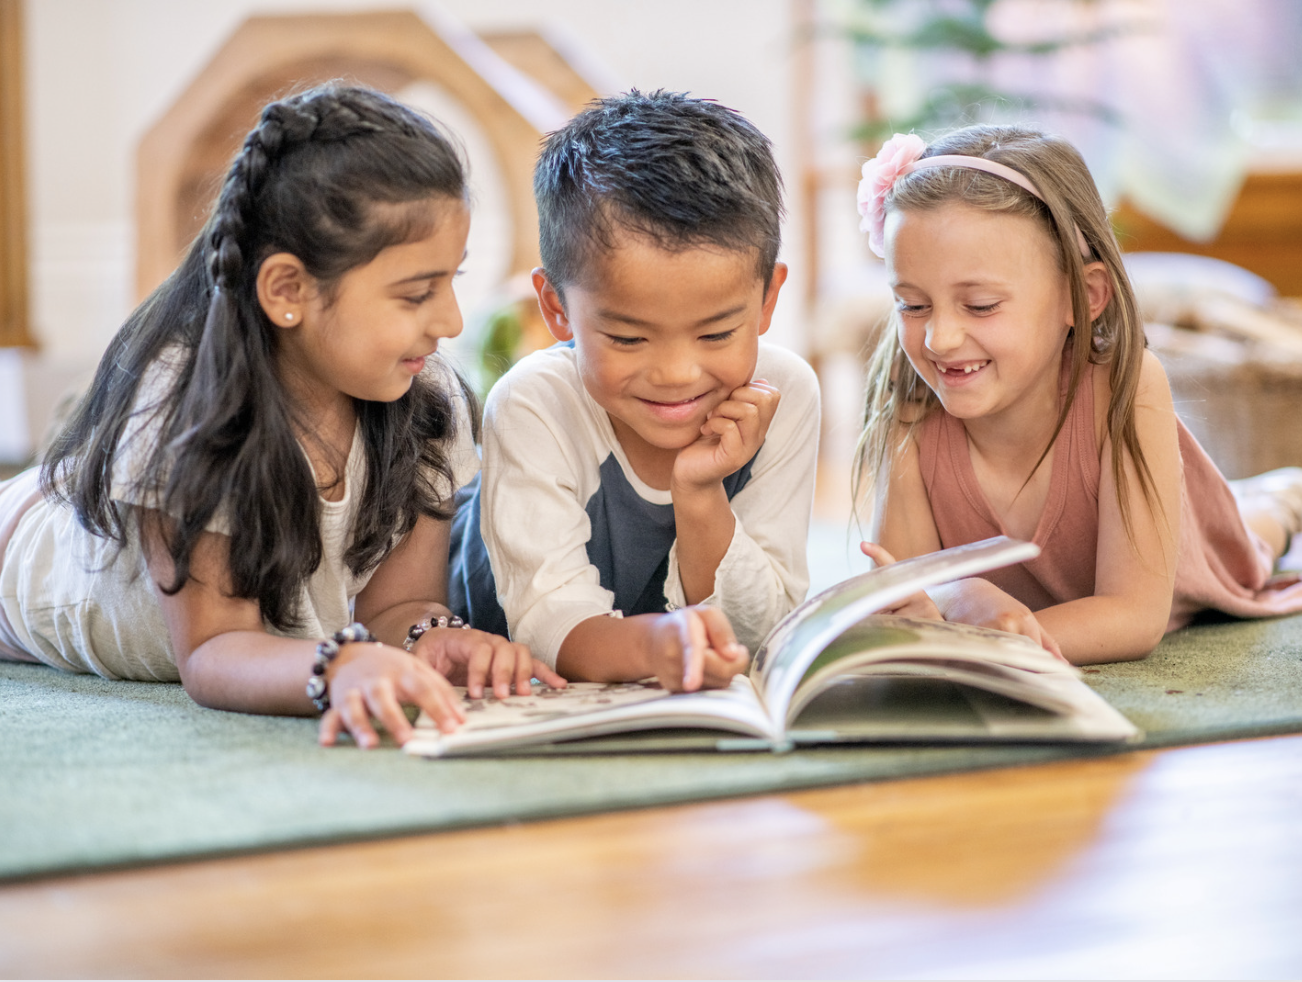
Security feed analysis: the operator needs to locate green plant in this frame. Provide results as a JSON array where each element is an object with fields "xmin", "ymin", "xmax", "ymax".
[{"xmin": 839, "ymin": 0, "xmax": 1130, "ymax": 142}]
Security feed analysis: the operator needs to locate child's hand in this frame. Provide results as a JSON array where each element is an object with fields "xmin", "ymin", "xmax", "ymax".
[
  {"xmin": 935, "ymin": 577, "xmax": 1067, "ymax": 662},
  {"xmin": 672, "ymin": 380, "xmax": 780, "ymax": 492},
  {"xmin": 647, "ymin": 605, "xmax": 750, "ymax": 692},
  {"xmin": 317, "ymin": 642, "xmax": 466, "ymax": 750},
  {"xmin": 413, "ymin": 626, "xmax": 567, "ymax": 700},
  {"xmin": 859, "ymin": 542, "xmax": 944, "ymax": 620}
]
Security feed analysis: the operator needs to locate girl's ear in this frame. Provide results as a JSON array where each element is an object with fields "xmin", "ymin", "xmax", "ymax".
[
  {"xmin": 257, "ymin": 253, "xmax": 312, "ymax": 327},
  {"xmin": 532, "ymin": 268, "xmax": 573, "ymax": 342},
  {"xmin": 1082, "ymin": 261, "xmax": 1114, "ymax": 323}
]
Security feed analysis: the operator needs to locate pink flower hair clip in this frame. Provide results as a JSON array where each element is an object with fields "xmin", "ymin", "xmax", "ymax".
[
  {"xmin": 857, "ymin": 133, "xmax": 927, "ymax": 259},
  {"xmin": 857, "ymin": 132, "xmax": 1093, "ymax": 260}
]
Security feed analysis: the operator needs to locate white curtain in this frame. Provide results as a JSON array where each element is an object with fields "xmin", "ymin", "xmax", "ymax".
[{"xmin": 859, "ymin": 0, "xmax": 1299, "ymax": 241}]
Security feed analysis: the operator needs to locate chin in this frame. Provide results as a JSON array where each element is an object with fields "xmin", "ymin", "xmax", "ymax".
[{"xmin": 632, "ymin": 425, "xmax": 702, "ymax": 452}]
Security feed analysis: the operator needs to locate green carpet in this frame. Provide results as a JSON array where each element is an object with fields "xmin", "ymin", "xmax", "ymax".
[{"xmin": 2, "ymin": 611, "xmax": 1300, "ymax": 882}]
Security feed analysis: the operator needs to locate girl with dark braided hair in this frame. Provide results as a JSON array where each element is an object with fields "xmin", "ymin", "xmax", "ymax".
[{"xmin": 0, "ymin": 83, "xmax": 563, "ymax": 748}]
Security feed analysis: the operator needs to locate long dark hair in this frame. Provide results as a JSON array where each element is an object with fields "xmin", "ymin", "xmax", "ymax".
[{"xmin": 43, "ymin": 84, "xmax": 475, "ymax": 631}]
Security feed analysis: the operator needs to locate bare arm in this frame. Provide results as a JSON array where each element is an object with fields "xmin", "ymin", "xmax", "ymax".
[
  {"xmin": 357, "ymin": 515, "xmax": 566, "ymax": 699},
  {"xmin": 671, "ymin": 381, "xmax": 781, "ymax": 603},
  {"xmin": 352, "ymin": 513, "xmax": 455, "ymax": 647},
  {"xmin": 1031, "ymin": 351, "xmax": 1181, "ymax": 662},
  {"xmin": 870, "ymin": 425, "xmax": 944, "ymax": 561},
  {"xmin": 143, "ymin": 513, "xmax": 466, "ymax": 747}
]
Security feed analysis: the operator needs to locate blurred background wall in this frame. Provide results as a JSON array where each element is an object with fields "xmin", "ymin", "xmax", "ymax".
[
  {"xmin": 6, "ymin": 0, "xmax": 807, "ymax": 461},
  {"xmin": 5, "ymin": 0, "xmax": 1302, "ymax": 478}
]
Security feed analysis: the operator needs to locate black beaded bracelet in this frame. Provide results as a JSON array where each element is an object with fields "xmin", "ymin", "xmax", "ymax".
[
  {"xmin": 403, "ymin": 615, "xmax": 468, "ymax": 652},
  {"xmin": 306, "ymin": 622, "xmax": 376, "ymax": 714}
]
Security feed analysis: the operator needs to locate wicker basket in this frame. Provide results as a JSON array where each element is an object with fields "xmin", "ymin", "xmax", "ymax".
[{"xmin": 1148, "ymin": 322, "xmax": 1302, "ymax": 480}]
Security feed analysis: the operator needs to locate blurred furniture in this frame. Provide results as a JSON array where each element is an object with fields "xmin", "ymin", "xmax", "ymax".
[
  {"xmin": 0, "ymin": 0, "xmax": 33, "ymax": 348},
  {"xmin": 1115, "ymin": 172, "xmax": 1302, "ymax": 298},
  {"xmin": 1130, "ymin": 251, "xmax": 1302, "ymax": 479},
  {"xmin": 134, "ymin": 10, "xmax": 601, "ymax": 303}
]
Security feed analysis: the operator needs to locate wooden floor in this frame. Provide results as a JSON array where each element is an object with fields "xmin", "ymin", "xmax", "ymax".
[{"xmin": 2, "ymin": 733, "xmax": 1300, "ymax": 979}]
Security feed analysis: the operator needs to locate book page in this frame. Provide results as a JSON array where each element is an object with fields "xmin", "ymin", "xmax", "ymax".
[
  {"xmin": 752, "ymin": 536, "xmax": 1040, "ymax": 722},
  {"xmin": 783, "ymin": 617, "xmax": 1139, "ymax": 741},
  {"xmin": 404, "ymin": 676, "xmax": 778, "ymax": 758}
]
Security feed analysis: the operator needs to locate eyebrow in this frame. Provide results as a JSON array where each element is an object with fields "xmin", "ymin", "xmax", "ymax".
[
  {"xmin": 390, "ymin": 268, "xmax": 453, "ymax": 282},
  {"xmin": 597, "ymin": 303, "xmax": 749, "ymax": 329},
  {"xmin": 389, "ymin": 251, "xmax": 469, "ymax": 286},
  {"xmin": 891, "ymin": 279, "xmax": 1008, "ymax": 291}
]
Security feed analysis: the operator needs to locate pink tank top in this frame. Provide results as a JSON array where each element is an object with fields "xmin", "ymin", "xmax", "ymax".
[{"xmin": 916, "ymin": 359, "xmax": 1302, "ymax": 631}]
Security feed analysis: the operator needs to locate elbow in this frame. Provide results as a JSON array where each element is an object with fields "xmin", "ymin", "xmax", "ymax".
[
  {"xmin": 1112, "ymin": 621, "xmax": 1167, "ymax": 663},
  {"xmin": 176, "ymin": 659, "xmax": 216, "ymax": 708}
]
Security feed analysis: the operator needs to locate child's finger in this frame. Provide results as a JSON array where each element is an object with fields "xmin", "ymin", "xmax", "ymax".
[
  {"xmin": 681, "ymin": 610, "xmax": 709, "ymax": 692},
  {"xmin": 365, "ymin": 675, "xmax": 415, "ymax": 746},
  {"xmin": 730, "ymin": 380, "xmax": 780, "ymax": 426},
  {"xmin": 489, "ymin": 641, "xmax": 518, "ymax": 699},
  {"xmin": 511, "ymin": 645, "xmax": 536, "ymax": 695},
  {"xmin": 317, "ymin": 707, "xmax": 345, "ymax": 747},
  {"xmin": 731, "ymin": 379, "xmax": 779, "ymax": 405},
  {"xmin": 860, "ymin": 541, "xmax": 898, "ymax": 567},
  {"xmin": 338, "ymin": 687, "xmax": 381, "ymax": 750},
  {"xmin": 531, "ymin": 659, "xmax": 567, "ymax": 690},
  {"xmin": 695, "ymin": 605, "xmax": 747, "ymax": 663},
  {"xmin": 699, "ymin": 416, "xmax": 748, "ymax": 462},
  {"xmin": 1041, "ymin": 630, "xmax": 1068, "ymax": 662},
  {"xmin": 650, "ymin": 614, "xmax": 688, "ymax": 692},
  {"xmin": 706, "ymin": 397, "xmax": 761, "ymax": 424},
  {"xmin": 700, "ymin": 648, "xmax": 750, "ymax": 688},
  {"xmin": 462, "ymin": 639, "xmax": 495, "ymax": 699},
  {"xmin": 412, "ymin": 673, "xmax": 466, "ymax": 734}
]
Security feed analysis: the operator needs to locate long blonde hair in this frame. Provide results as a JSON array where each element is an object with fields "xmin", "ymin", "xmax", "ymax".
[{"xmin": 853, "ymin": 124, "xmax": 1157, "ymax": 542}]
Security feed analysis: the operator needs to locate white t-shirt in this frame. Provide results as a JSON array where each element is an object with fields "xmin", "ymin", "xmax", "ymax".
[
  {"xmin": 476, "ymin": 342, "xmax": 820, "ymax": 667},
  {"xmin": 0, "ymin": 351, "xmax": 478, "ymax": 681}
]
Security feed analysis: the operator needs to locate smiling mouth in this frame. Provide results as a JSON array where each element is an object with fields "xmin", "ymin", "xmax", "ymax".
[
  {"xmin": 639, "ymin": 394, "xmax": 705, "ymax": 421},
  {"xmin": 938, "ymin": 360, "xmax": 990, "ymax": 378}
]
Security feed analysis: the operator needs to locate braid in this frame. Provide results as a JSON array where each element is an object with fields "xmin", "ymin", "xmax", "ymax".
[{"xmin": 207, "ymin": 100, "xmax": 318, "ymax": 295}]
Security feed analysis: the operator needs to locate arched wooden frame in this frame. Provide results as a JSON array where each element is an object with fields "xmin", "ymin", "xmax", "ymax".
[
  {"xmin": 0, "ymin": 0, "xmax": 33, "ymax": 348},
  {"xmin": 134, "ymin": 10, "xmax": 581, "ymax": 302}
]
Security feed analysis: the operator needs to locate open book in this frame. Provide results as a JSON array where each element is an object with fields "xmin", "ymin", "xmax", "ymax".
[{"xmin": 405, "ymin": 537, "xmax": 1140, "ymax": 757}]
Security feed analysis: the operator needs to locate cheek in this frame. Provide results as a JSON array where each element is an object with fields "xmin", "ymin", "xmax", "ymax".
[
  {"xmin": 897, "ymin": 317, "xmax": 921, "ymax": 352},
  {"xmin": 580, "ymin": 350, "xmax": 624, "ymax": 395}
]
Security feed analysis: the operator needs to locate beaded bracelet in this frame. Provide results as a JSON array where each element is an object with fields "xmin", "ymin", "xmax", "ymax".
[
  {"xmin": 306, "ymin": 622, "xmax": 376, "ymax": 714},
  {"xmin": 403, "ymin": 614, "xmax": 468, "ymax": 652}
]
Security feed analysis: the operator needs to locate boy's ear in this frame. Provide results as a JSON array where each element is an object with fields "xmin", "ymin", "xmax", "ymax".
[
  {"xmin": 756, "ymin": 262, "xmax": 789, "ymax": 337},
  {"xmin": 1078, "ymin": 261, "xmax": 1114, "ymax": 325},
  {"xmin": 257, "ymin": 253, "xmax": 312, "ymax": 327},
  {"xmin": 532, "ymin": 268, "xmax": 573, "ymax": 342}
]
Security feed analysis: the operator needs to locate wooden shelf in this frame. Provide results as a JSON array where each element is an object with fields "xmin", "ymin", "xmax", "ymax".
[{"xmin": 1115, "ymin": 170, "xmax": 1302, "ymax": 296}]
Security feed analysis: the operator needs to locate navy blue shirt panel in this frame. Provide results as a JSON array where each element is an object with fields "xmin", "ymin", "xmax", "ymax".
[{"xmin": 448, "ymin": 450, "xmax": 758, "ymax": 634}]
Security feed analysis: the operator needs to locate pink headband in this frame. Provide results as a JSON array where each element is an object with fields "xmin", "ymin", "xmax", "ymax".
[{"xmin": 857, "ymin": 133, "xmax": 1090, "ymax": 260}]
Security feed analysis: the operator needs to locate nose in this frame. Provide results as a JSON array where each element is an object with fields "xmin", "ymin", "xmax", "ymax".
[
  {"xmin": 924, "ymin": 309, "xmax": 964, "ymax": 356},
  {"xmin": 429, "ymin": 291, "xmax": 464, "ymax": 341},
  {"xmin": 648, "ymin": 343, "xmax": 701, "ymax": 388}
]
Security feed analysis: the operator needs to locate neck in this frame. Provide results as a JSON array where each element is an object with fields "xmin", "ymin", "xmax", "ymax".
[
  {"xmin": 610, "ymin": 416, "xmax": 678, "ymax": 491},
  {"xmin": 961, "ymin": 372, "xmax": 1063, "ymax": 473},
  {"xmin": 277, "ymin": 363, "xmax": 357, "ymax": 499}
]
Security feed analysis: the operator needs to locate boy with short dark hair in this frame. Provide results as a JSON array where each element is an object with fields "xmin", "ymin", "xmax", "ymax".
[{"xmin": 451, "ymin": 90, "xmax": 820, "ymax": 691}]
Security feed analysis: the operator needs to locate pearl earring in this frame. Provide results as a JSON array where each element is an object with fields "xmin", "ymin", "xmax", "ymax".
[{"xmin": 285, "ymin": 312, "xmax": 294, "ymax": 322}]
